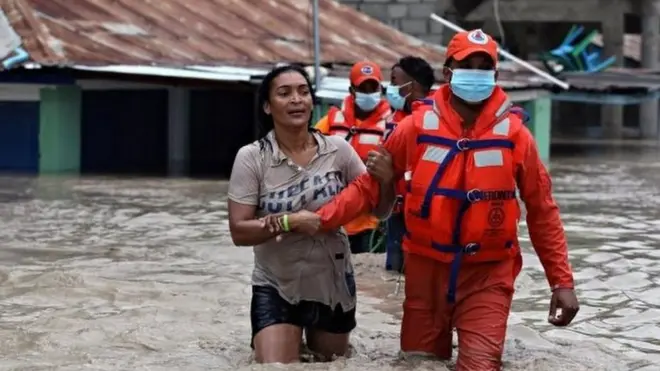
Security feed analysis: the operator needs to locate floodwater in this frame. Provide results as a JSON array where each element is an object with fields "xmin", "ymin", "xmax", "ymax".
[{"xmin": 1, "ymin": 147, "xmax": 659, "ymax": 371}]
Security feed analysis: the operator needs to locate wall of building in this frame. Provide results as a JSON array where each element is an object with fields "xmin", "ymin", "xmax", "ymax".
[
  {"xmin": 338, "ymin": 0, "xmax": 447, "ymax": 43},
  {"xmin": 0, "ymin": 84, "xmax": 40, "ymax": 173},
  {"xmin": 0, "ymin": 80, "xmax": 259, "ymax": 176}
]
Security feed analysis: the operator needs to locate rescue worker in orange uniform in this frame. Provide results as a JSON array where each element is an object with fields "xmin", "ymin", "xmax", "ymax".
[
  {"xmin": 315, "ymin": 61, "xmax": 392, "ymax": 254},
  {"xmin": 282, "ymin": 29, "xmax": 580, "ymax": 369},
  {"xmin": 384, "ymin": 56, "xmax": 435, "ymax": 272}
]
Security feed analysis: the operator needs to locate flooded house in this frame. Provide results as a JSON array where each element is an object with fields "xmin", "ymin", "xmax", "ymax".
[{"xmin": 0, "ymin": 0, "xmax": 555, "ymax": 177}]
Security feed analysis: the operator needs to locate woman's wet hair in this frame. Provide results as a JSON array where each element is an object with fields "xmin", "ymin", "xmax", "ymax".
[{"xmin": 256, "ymin": 64, "xmax": 318, "ymax": 152}]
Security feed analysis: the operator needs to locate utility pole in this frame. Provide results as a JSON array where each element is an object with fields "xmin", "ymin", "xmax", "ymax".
[{"xmin": 312, "ymin": 0, "xmax": 322, "ymax": 123}]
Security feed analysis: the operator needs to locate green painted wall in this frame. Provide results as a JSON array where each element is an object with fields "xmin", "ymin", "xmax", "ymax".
[
  {"xmin": 312, "ymin": 102, "xmax": 334, "ymax": 126},
  {"xmin": 39, "ymin": 86, "xmax": 82, "ymax": 174},
  {"xmin": 523, "ymin": 97, "xmax": 552, "ymax": 163}
]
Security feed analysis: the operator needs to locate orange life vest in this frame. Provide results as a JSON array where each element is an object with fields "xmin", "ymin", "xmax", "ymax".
[
  {"xmin": 386, "ymin": 110, "xmax": 408, "ymax": 139},
  {"xmin": 385, "ymin": 95, "xmax": 437, "ymax": 139},
  {"xmin": 326, "ymin": 97, "xmax": 391, "ymax": 161},
  {"xmin": 326, "ymin": 97, "xmax": 391, "ymax": 235},
  {"xmin": 386, "ymin": 99, "xmax": 435, "ymax": 213},
  {"xmin": 403, "ymin": 86, "xmax": 523, "ymax": 302}
]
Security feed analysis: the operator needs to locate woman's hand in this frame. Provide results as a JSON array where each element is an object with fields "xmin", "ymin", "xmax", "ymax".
[
  {"xmin": 260, "ymin": 211, "xmax": 321, "ymax": 238},
  {"xmin": 366, "ymin": 146, "xmax": 394, "ymax": 184},
  {"xmin": 260, "ymin": 213, "xmax": 285, "ymax": 234},
  {"xmin": 288, "ymin": 210, "xmax": 321, "ymax": 235}
]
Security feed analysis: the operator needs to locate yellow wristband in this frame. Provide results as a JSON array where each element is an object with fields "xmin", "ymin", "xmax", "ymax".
[{"xmin": 282, "ymin": 214, "xmax": 290, "ymax": 232}]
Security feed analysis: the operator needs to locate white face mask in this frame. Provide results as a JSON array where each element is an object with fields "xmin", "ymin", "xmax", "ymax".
[
  {"xmin": 385, "ymin": 81, "xmax": 412, "ymax": 110},
  {"xmin": 448, "ymin": 68, "xmax": 497, "ymax": 103},
  {"xmin": 355, "ymin": 92, "xmax": 381, "ymax": 111}
]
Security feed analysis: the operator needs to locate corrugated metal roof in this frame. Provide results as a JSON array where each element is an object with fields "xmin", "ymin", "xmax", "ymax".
[
  {"xmin": 561, "ymin": 69, "xmax": 660, "ymax": 92},
  {"xmin": 500, "ymin": 62, "xmax": 660, "ymax": 92},
  {"xmin": 73, "ymin": 64, "xmax": 270, "ymax": 82},
  {"xmin": 2, "ymin": 0, "xmax": 446, "ymax": 68},
  {"xmin": 0, "ymin": 9, "xmax": 21, "ymax": 59}
]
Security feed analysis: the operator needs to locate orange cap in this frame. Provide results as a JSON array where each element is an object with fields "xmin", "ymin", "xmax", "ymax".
[
  {"xmin": 349, "ymin": 61, "xmax": 382, "ymax": 86},
  {"xmin": 446, "ymin": 29, "xmax": 498, "ymax": 64}
]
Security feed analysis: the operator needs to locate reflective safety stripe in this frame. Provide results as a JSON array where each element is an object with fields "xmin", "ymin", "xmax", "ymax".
[
  {"xmin": 495, "ymin": 98, "xmax": 511, "ymax": 118},
  {"xmin": 329, "ymin": 125, "xmax": 384, "ymax": 143},
  {"xmin": 474, "ymin": 149, "xmax": 503, "ymax": 167},
  {"xmin": 334, "ymin": 111, "xmax": 345, "ymax": 123},
  {"xmin": 422, "ymin": 111, "xmax": 440, "ymax": 130},
  {"xmin": 358, "ymin": 134, "xmax": 381, "ymax": 145},
  {"xmin": 492, "ymin": 117, "xmax": 510, "ymax": 136},
  {"xmin": 421, "ymin": 146, "xmax": 450, "ymax": 163}
]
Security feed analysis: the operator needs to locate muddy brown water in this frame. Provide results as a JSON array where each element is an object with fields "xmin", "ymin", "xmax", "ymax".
[{"xmin": 0, "ymin": 149, "xmax": 659, "ymax": 370}]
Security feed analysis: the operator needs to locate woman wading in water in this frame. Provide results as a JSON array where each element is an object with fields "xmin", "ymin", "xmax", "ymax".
[{"xmin": 227, "ymin": 65, "xmax": 394, "ymax": 363}]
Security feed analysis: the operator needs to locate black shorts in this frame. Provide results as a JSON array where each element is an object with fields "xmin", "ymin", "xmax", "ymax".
[{"xmin": 250, "ymin": 285, "xmax": 357, "ymax": 347}]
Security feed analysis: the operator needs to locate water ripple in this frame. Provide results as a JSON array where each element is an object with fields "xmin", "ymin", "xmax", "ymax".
[{"xmin": 0, "ymin": 152, "xmax": 658, "ymax": 370}]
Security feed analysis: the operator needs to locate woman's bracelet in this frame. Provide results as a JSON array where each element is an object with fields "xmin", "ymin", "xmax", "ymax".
[{"xmin": 281, "ymin": 214, "xmax": 290, "ymax": 233}]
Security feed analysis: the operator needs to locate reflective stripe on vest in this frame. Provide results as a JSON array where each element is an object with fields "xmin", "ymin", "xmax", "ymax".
[
  {"xmin": 411, "ymin": 107, "xmax": 517, "ymax": 303},
  {"xmin": 329, "ymin": 110, "xmax": 387, "ymax": 144},
  {"xmin": 384, "ymin": 99, "xmax": 434, "ymax": 141}
]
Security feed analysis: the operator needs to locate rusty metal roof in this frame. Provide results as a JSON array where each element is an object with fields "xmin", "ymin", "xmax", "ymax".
[
  {"xmin": 2, "ymin": 0, "xmax": 446, "ymax": 69},
  {"xmin": 501, "ymin": 62, "xmax": 660, "ymax": 93}
]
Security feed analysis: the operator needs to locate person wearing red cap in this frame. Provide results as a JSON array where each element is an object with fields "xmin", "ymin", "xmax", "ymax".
[
  {"xmin": 276, "ymin": 29, "xmax": 580, "ymax": 370},
  {"xmin": 315, "ymin": 61, "xmax": 392, "ymax": 255}
]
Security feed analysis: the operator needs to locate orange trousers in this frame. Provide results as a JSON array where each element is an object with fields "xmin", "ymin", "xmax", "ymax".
[{"xmin": 401, "ymin": 253, "xmax": 522, "ymax": 370}]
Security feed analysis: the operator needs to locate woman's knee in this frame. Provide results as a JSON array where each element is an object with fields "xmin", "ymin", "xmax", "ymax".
[
  {"xmin": 305, "ymin": 304, "xmax": 356, "ymax": 361},
  {"xmin": 306, "ymin": 329, "xmax": 351, "ymax": 361},
  {"xmin": 253, "ymin": 324, "xmax": 303, "ymax": 364}
]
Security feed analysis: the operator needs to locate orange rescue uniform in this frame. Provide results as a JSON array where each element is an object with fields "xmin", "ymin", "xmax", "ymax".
[
  {"xmin": 387, "ymin": 109, "xmax": 411, "ymax": 213},
  {"xmin": 386, "ymin": 98, "xmax": 436, "ymax": 212},
  {"xmin": 315, "ymin": 96, "xmax": 391, "ymax": 235},
  {"xmin": 315, "ymin": 85, "xmax": 574, "ymax": 369}
]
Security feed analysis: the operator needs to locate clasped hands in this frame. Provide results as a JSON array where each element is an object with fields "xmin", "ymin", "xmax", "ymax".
[
  {"xmin": 260, "ymin": 147, "xmax": 393, "ymax": 237},
  {"xmin": 260, "ymin": 210, "xmax": 320, "ymax": 237}
]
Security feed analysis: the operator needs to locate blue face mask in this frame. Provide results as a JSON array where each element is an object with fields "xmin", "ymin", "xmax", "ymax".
[
  {"xmin": 385, "ymin": 82, "xmax": 411, "ymax": 111},
  {"xmin": 449, "ymin": 69, "xmax": 496, "ymax": 103},
  {"xmin": 354, "ymin": 92, "xmax": 381, "ymax": 112}
]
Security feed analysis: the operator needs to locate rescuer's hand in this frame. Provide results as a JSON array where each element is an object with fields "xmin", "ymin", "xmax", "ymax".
[
  {"xmin": 548, "ymin": 288, "xmax": 579, "ymax": 327},
  {"xmin": 288, "ymin": 210, "xmax": 321, "ymax": 235},
  {"xmin": 366, "ymin": 146, "xmax": 394, "ymax": 185}
]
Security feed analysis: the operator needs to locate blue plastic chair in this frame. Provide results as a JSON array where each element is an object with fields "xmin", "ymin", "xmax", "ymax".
[
  {"xmin": 2, "ymin": 46, "xmax": 29, "ymax": 69},
  {"xmin": 548, "ymin": 25, "xmax": 585, "ymax": 71},
  {"xmin": 541, "ymin": 25, "xmax": 616, "ymax": 73},
  {"xmin": 578, "ymin": 45, "xmax": 616, "ymax": 73}
]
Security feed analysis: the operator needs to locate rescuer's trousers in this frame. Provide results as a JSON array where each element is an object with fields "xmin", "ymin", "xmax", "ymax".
[{"xmin": 400, "ymin": 253, "xmax": 522, "ymax": 370}]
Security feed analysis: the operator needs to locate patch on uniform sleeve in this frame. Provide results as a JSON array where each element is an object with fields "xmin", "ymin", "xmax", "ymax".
[
  {"xmin": 384, "ymin": 122, "xmax": 396, "ymax": 140},
  {"xmin": 510, "ymin": 106, "xmax": 530, "ymax": 123}
]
